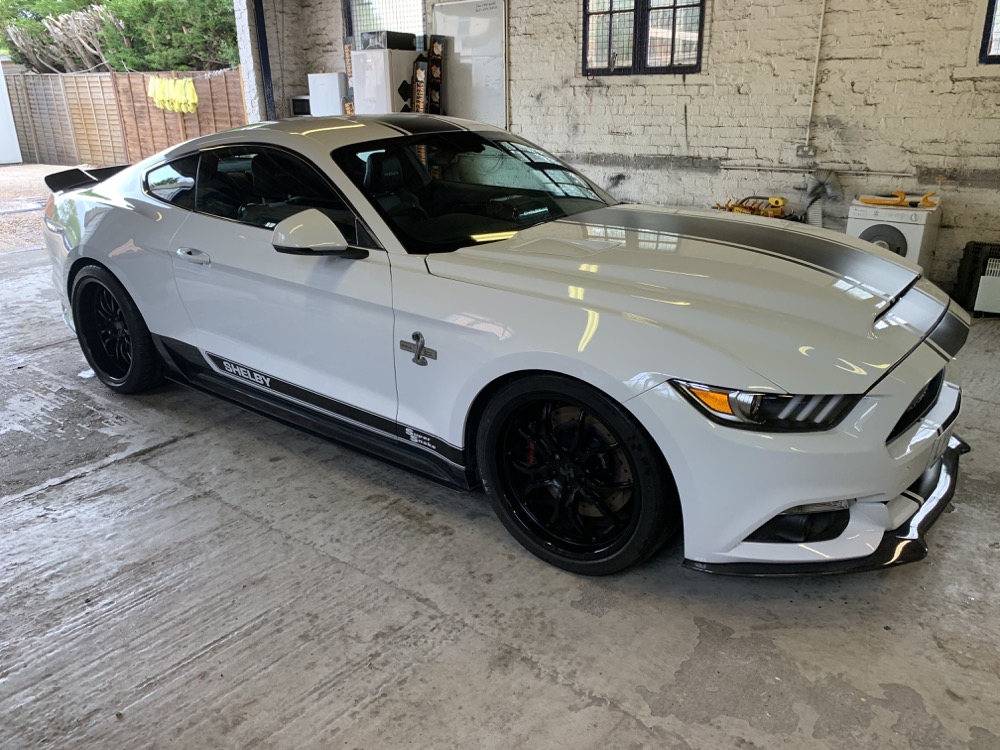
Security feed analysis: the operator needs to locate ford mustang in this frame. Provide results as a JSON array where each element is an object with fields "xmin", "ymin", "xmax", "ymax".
[{"xmin": 42, "ymin": 114, "xmax": 970, "ymax": 575}]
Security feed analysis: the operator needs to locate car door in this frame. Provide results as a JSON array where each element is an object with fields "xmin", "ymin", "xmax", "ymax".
[{"xmin": 168, "ymin": 144, "xmax": 398, "ymax": 428}]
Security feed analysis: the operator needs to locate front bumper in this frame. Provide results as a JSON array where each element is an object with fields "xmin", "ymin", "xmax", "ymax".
[{"xmin": 683, "ymin": 435, "xmax": 970, "ymax": 576}]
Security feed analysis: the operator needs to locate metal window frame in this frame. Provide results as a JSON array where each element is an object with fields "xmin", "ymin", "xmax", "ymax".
[
  {"xmin": 581, "ymin": 0, "xmax": 706, "ymax": 77},
  {"xmin": 981, "ymin": 0, "xmax": 1000, "ymax": 64},
  {"xmin": 343, "ymin": 0, "xmax": 425, "ymax": 37}
]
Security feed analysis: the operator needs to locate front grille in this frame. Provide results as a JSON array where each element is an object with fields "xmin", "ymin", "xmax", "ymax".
[{"xmin": 887, "ymin": 369, "xmax": 944, "ymax": 443}]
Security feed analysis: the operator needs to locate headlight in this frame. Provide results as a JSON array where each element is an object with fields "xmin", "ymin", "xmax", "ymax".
[{"xmin": 672, "ymin": 380, "xmax": 859, "ymax": 432}]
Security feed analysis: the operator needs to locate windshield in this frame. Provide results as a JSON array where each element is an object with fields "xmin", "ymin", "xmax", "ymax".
[{"xmin": 331, "ymin": 131, "xmax": 615, "ymax": 253}]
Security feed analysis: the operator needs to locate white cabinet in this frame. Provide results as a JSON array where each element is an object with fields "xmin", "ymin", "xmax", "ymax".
[{"xmin": 350, "ymin": 50, "xmax": 420, "ymax": 114}]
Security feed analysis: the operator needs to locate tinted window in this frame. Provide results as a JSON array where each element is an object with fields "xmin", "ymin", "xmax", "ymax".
[
  {"xmin": 146, "ymin": 156, "xmax": 199, "ymax": 208},
  {"xmin": 195, "ymin": 145, "xmax": 360, "ymax": 244},
  {"xmin": 331, "ymin": 131, "xmax": 614, "ymax": 254}
]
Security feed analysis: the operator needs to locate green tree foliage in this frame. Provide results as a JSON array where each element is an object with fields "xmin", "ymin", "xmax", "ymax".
[
  {"xmin": 101, "ymin": 0, "xmax": 239, "ymax": 71},
  {"xmin": 1, "ymin": 0, "xmax": 238, "ymax": 72}
]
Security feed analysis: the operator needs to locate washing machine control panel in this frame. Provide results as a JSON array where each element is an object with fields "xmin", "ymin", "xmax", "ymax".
[{"xmin": 847, "ymin": 203, "xmax": 938, "ymax": 225}]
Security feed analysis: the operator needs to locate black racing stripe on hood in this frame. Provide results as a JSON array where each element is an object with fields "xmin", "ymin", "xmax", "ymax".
[
  {"xmin": 927, "ymin": 307, "xmax": 970, "ymax": 359},
  {"xmin": 370, "ymin": 114, "xmax": 466, "ymax": 134},
  {"xmin": 560, "ymin": 206, "xmax": 917, "ymax": 298}
]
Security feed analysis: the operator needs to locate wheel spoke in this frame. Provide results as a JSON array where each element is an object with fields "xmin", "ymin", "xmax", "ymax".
[
  {"xmin": 582, "ymin": 477, "xmax": 633, "ymax": 497},
  {"xmin": 97, "ymin": 291, "xmax": 116, "ymax": 319},
  {"xmin": 580, "ymin": 488, "xmax": 627, "ymax": 529},
  {"xmin": 566, "ymin": 490, "xmax": 588, "ymax": 535},
  {"xmin": 579, "ymin": 441, "xmax": 619, "ymax": 465},
  {"xmin": 509, "ymin": 457, "xmax": 549, "ymax": 477},
  {"xmin": 538, "ymin": 402, "xmax": 561, "ymax": 450},
  {"xmin": 523, "ymin": 478, "xmax": 558, "ymax": 495},
  {"xmin": 117, "ymin": 337, "xmax": 131, "ymax": 366},
  {"xmin": 568, "ymin": 409, "xmax": 587, "ymax": 451}
]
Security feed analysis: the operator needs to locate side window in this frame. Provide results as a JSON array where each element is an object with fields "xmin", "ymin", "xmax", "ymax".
[
  {"xmin": 195, "ymin": 145, "xmax": 359, "ymax": 244},
  {"xmin": 146, "ymin": 156, "xmax": 199, "ymax": 209}
]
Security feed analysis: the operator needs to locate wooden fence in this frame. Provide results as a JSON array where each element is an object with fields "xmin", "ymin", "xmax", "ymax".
[{"xmin": 7, "ymin": 68, "xmax": 246, "ymax": 166}]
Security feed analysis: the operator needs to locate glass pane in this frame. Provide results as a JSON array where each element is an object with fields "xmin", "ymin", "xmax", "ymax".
[
  {"xmin": 147, "ymin": 156, "xmax": 198, "ymax": 209},
  {"xmin": 674, "ymin": 6, "xmax": 701, "ymax": 66},
  {"xmin": 350, "ymin": 0, "xmax": 424, "ymax": 36},
  {"xmin": 648, "ymin": 9, "xmax": 674, "ymax": 67},
  {"xmin": 990, "ymin": 3, "xmax": 1000, "ymax": 56},
  {"xmin": 331, "ymin": 132, "xmax": 612, "ymax": 253},
  {"xmin": 612, "ymin": 0, "xmax": 635, "ymax": 10},
  {"xmin": 610, "ymin": 11, "xmax": 634, "ymax": 68},
  {"xmin": 588, "ymin": 15, "xmax": 610, "ymax": 68},
  {"xmin": 589, "ymin": 0, "xmax": 611, "ymax": 12}
]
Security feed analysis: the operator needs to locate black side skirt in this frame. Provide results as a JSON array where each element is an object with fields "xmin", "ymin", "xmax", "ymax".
[
  {"xmin": 684, "ymin": 435, "xmax": 971, "ymax": 576},
  {"xmin": 152, "ymin": 335, "xmax": 477, "ymax": 491}
]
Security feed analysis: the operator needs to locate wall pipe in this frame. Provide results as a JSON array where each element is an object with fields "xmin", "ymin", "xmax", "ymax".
[
  {"xmin": 720, "ymin": 165, "xmax": 915, "ymax": 178},
  {"xmin": 251, "ymin": 0, "xmax": 276, "ymax": 121},
  {"xmin": 804, "ymin": 0, "xmax": 829, "ymax": 148}
]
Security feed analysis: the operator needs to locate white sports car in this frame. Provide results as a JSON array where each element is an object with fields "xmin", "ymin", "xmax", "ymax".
[{"xmin": 43, "ymin": 114, "xmax": 969, "ymax": 576}]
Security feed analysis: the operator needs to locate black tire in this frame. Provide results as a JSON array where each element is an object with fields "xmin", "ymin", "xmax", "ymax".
[
  {"xmin": 71, "ymin": 265, "xmax": 163, "ymax": 394},
  {"xmin": 476, "ymin": 375, "xmax": 680, "ymax": 575}
]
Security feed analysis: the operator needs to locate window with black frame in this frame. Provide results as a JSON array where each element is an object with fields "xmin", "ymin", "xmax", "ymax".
[
  {"xmin": 583, "ymin": 0, "xmax": 705, "ymax": 76},
  {"xmin": 982, "ymin": 0, "xmax": 1000, "ymax": 64}
]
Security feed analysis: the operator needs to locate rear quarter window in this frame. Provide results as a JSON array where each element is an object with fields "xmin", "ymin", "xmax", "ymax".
[{"xmin": 145, "ymin": 156, "xmax": 199, "ymax": 209}]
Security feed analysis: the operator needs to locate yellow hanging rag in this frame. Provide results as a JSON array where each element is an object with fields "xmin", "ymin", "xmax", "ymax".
[{"xmin": 147, "ymin": 75, "xmax": 198, "ymax": 113}]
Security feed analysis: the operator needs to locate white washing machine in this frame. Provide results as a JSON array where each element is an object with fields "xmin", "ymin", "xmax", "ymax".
[{"xmin": 846, "ymin": 202, "xmax": 941, "ymax": 268}]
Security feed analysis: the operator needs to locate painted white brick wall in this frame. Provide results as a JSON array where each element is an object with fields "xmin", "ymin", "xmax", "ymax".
[
  {"xmin": 244, "ymin": 0, "xmax": 1000, "ymax": 288},
  {"xmin": 505, "ymin": 0, "xmax": 1000, "ymax": 288}
]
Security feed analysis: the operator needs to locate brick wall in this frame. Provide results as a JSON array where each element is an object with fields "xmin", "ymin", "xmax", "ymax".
[
  {"xmin": 506, "ymin": 0, "xmax": 1000, "ymax": 288},
  {"xmin": 240, "ymin": 0, "xmax": 1000, "ymax": 287}
]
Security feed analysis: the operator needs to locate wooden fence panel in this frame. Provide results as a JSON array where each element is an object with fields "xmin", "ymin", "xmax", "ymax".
[
  {"xmin": 25, "ymin": 75, "xmax": 77, "ymax": 165},
  {"xmin": 115, "ymin": 69, "xmax": 246, "ymax": 162},
  {"xmin": 62, "ymin": 74, "xmax": 128, "ymax": 165},
  {"xmin": 8, "ymin": 68, "xmax": 246, "ymax": 165},
  {"xmin": 114, "ymin": 72, "xmax": 184, "ymax": 162},
  {"xmin": 182, "ymin": 69, "xmax": 247, "ymax": 139},
  {"xmin": 5, "ymin": 75, "xmax": 38, "ymax": 164}
]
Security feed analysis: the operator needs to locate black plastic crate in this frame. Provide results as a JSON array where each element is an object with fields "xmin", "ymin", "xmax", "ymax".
[{"xmin": 954, "ymin": 241, "xmax": 1000, "ymax": 312}]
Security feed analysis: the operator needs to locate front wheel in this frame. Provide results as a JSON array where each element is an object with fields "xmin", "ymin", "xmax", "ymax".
[
  {"xmin": 72, "ymin": 265, "xmax": 163, "ymax": 394},
  {"xmin": 476, "ymin": 375, "xmax": 680, "ymax": 575}
]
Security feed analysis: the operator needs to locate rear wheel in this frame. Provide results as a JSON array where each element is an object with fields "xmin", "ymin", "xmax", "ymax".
[
  {"xmin": 476, "ymin": 375, "xmax": 680, "ymax": 575},
  {"xmin": 72, "ymin": 265, "xmax": 163, "ymax": 394}
]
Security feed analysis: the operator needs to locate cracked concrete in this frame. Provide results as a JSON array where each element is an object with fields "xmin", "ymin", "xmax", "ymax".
[{"xmin": 2, "ymin": 245, "xmax": 1000, "ymax": 749}]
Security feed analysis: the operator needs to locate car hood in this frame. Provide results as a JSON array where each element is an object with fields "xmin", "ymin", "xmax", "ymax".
[{"xmin": 424, "ymin": 204, "xmax": 951, "ymax": 395}]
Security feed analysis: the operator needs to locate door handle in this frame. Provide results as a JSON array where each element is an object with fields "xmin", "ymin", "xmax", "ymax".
[{"xmin": 176, "ymin": 247, "xmax": 211, "ymax": 265}]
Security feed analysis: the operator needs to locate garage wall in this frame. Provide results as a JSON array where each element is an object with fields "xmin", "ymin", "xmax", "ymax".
[
  {"xmin": 504, "ymin": 0, "xmax": 1000, "ymax": 289},
  {"xmin": 234, "ymin": 0, "xmax": 314, "ymax": 120},
  {"xmin": 240, "ymin": 0, "xmax": 1000, "ymax": 288}
]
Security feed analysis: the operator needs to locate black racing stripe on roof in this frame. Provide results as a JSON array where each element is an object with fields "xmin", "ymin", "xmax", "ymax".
[
  {"xmin": 558, "ymin": 206, "xmax": 917, "ymax": 298},
  {"xmin": 370, "ymin": 113, "xmax": 466, "ymax": 134}
]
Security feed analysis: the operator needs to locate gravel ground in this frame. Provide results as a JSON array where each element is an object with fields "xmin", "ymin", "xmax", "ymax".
[{"xmin": 0, "ymin": 164, "xmax": 64, "ymax": 254}]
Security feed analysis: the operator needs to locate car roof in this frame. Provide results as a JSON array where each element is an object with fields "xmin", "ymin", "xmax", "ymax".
[{"xmin": 164, "ymin": 113, "xmax": 506, "ymax": 159}]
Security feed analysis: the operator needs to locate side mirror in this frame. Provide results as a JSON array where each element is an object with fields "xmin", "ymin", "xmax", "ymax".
[{"xmin": 272, "ymin": 209, "xmax": 369, "ymax": 259}]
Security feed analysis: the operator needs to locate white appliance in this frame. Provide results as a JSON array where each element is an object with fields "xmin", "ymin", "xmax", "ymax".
[
  {"xmin": 846, "ymin": 202, "xmax": 941, "ymax": 268},
  {"xmin": 350, "ymin": 49, "xmax": 420, "ymax": 114},
  {"xmin": 307, "ymin": 73, "xmax": 348, "ymax": 116},
  {"xmin": 975, "ymin": 255, "xmax": 1000, "ymax": 314}
]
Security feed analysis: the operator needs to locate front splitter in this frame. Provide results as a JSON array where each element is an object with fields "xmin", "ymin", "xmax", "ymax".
[{"xmin": 683, "ymin": 435, "xmax": 971, "ymax": 577}]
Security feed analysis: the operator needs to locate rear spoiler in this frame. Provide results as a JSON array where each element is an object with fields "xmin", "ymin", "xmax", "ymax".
[{"xmin": 44, "ymin": 164, "xmax": 130, "ymax": 194}]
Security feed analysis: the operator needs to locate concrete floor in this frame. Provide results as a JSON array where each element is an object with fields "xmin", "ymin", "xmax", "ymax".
[{"xmin": 2, "ymin": 244, "xmax": 1000, "ymax": 750}]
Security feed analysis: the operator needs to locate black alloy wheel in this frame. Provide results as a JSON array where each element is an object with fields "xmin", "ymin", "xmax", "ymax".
[
  {"xmin": 72, "ymin": 265, "xmax": 163, "ymax": 393},
  {"xmin": 477, "ymin": 375, "xmax": 680, "ymax": 575}
]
